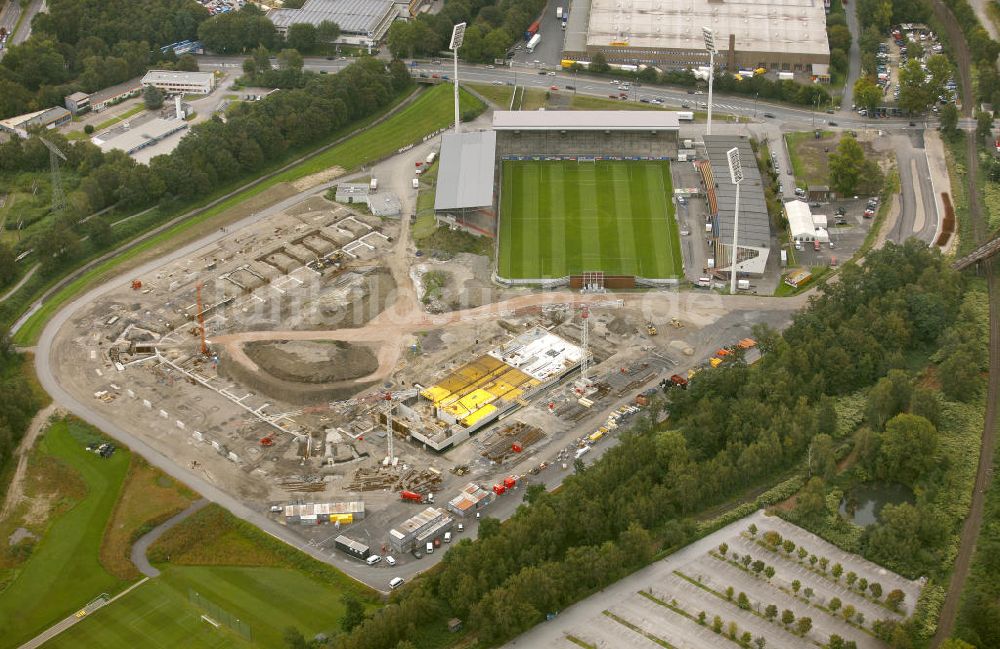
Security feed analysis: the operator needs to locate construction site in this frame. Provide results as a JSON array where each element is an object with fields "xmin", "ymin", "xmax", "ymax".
[{"xmin": 49, "ymin": 157, "xmax": 800, "ymax": 574}]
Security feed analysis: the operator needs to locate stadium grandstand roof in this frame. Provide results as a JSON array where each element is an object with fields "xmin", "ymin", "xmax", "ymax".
[
  {"xmin": 268, "ymin": 0, "xmax": 394, "ymax": 35},
  {"xmin": 703, "ymin": 135, "xmax": 771, "ymax": 249},
  {"xmin": 492, "ymin": 111, "xmax": 680, "ymax": 131},
  {"xmin": 434, "ymin": 130, "xmax": 497, "ymax": 211}
]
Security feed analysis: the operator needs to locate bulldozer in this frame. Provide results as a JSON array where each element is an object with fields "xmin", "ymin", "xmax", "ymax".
[{"xmin": 646, "ymin": 323, "xmax": 658, "ymax": 336}]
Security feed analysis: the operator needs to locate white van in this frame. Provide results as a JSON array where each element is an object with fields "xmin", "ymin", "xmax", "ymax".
[
  {"xmin": 366, "ymin": 555, "xmax": 381, "ymax": 565},
  {"xmin": 426, "ymin": 542, "xmax": 434, "ymax": 554},
  {"xmin": 444, "ymin": 532, "xmax": 452, "ymax": 543},
  {"xmin": 389, "ymin": 577, "xmax": 404, "ymax": 589},
  {"xmin": 412, "ymin": 178, "xmax": 419, "ymax": 189}
]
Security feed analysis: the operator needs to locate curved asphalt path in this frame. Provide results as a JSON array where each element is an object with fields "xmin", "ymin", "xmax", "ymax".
[{"xmin": 130, "ymin": 499, "xmax": 209, "ymax": 577}]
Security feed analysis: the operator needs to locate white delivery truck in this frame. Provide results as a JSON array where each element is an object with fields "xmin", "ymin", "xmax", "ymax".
[{"xmin": 556, "ymin": 6, "xmax": 563, "ymax": 18}]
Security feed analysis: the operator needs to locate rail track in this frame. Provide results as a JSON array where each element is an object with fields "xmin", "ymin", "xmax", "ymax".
[{"xmin": 929, "ymin": 0, "xmax": 1000, "ymax": 644}]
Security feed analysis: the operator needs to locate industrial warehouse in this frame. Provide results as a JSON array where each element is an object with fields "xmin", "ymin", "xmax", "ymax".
[
  {"xmin": 267, "ymin": 0, "xmax": 397, "ymax": 47},
  {"xmin": 562, "ymin": 0, "xmax": 830, "ymax": 72}
]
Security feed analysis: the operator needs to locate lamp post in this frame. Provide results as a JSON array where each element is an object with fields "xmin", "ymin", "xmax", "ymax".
[
  {"xmin": 702, "ymin": 27, "xmax": 716, "ymax": 136},
  {"xmin": 727, "ymin": 146, "xmax": 744, "ymax": 294},
  {"xmin": 450, "ymin": 22, "xmax": 467, "ymax": 134}
]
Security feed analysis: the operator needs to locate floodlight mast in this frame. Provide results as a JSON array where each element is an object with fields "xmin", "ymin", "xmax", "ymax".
[
  {"xmin": 702, "ymin": 27, "xmax": 716, "ymax": 136},
  {"xmin": 727, "ymin": 146, "xmax": 744, "ymax": 294},
  {"xmin": 450, "ymin": 23, "xmax": 467, "ymax": 134}
]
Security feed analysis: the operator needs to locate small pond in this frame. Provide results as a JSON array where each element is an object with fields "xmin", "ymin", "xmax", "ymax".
[{"xmin": 838, "ymin": 482, "xmax": 915, "ymax": 527}]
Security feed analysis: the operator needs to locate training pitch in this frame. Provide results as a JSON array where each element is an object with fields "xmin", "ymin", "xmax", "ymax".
[{"xmin": 497, "ymin": 160, "xmax": 682, "ymax": 279}]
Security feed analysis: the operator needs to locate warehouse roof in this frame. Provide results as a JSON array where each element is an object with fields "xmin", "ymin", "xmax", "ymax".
[
  {"xmin": 0, "ymin": 106, "xmax": 70, "ymax": 131},
  {"xmin": 703, "ymin": 135, "xmax": 771, "ymax": 249},
  {"xmin": 492, "ymin": 110, "xmax": 680, "ymax": 131},
  {"xmin": 587, "ymin": 0, "xmax": 829, "ymax": 57},
  {"xmin": 435, "ymin": 130, "xmax": 496, "ymax": 211},
  {"xmin": 141, "ymin": 70, "xmax": 214, "ymax": 86},
  {"xmin": 268, "ymin": 0, "xmax": 394, "ymax": 35}
]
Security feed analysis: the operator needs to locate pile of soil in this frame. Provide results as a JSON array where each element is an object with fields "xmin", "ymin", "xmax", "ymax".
[
  {"xmin": 607, "ymin": 316, "xmax": 635, "ymax": 336},
  {"xmin": 244, "ymin": 340, "xmax": 378, "ymax": 384}
]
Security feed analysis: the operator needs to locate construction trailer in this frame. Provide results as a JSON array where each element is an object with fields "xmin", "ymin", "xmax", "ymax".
[
  {"xmin": 446, "ymin": 483, "xmax": 495, "ymax": 517},
  {"xmin": 334, "ymin": 535, "xmax": 371, "ymax": 560},
  {"xmin": 388, "ymin": 506, "xmax": 453, "ymax": 553},
  {"xmin": 283, "ymin": 501, "xmax": 366, "ymax": 525}
]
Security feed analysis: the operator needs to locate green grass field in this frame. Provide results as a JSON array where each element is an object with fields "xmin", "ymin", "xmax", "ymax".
[
  {"xmin": 0, "ymin": 420, "xmax": 130, "ymax": 648},
  {"xmin": 498, "ymin": 160, "xmax": 682, "ymax": 279},
  {"xmin": 45, "ymin": 566, "xmax": 354, "ymax": 649}
]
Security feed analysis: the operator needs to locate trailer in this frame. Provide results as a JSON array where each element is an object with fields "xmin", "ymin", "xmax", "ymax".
[
  {"xmin": 526, "ymin": 33, "xmax": 541, "ymax": 53},
  {"xmin": 524, "ymin": 20, "xmax": 540, "ymax": 41},
  {"xmin": 676, "ymin": 111, "xmax": 694, "ymax": 121},
  {"xmin": 425, "ymin": 151, "xmax": 436, "ymax": 165},
  {"xmin": 334, "ymin": 535, "xmax": 370, "ymax": 560},
  {"xmin": 400, "ymin": 490, "xmax": 426, "ymax": 503}
]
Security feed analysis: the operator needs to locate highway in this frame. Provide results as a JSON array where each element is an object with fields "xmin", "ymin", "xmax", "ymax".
[{"xmin": 196, "ymin": 53, "xmax": 925, "ymax": 129}]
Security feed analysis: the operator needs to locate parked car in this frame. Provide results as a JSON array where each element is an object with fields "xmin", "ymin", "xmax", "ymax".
[
  {"xmin": 549, "ymin": 85, "xmax": 559, "ymax": 90},
  {"xmin": 763, "ymin": 112, "xmax": 775, "ymax": 118},
  {"xmin": 813, "ymin": 240, "xmax": 821, "ymax": 251}
]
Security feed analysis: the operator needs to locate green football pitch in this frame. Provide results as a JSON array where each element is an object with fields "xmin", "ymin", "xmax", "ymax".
[
  {"xmin": 497, "ymin": 160, "xmax": 683, "ymax": 279},
  {"xmin": 44, "ymin": 566, "xmax": 353, "ymax": 649}
]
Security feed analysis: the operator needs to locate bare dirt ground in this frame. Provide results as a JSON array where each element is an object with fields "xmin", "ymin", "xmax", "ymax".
[
  {"xmin": 0, "ymin": 403, "xmax": 58, "ymax": 522},
  {"xmin": 244, "ymin": 340, "xmax": 379, "ymax": 384},
  {"xmin": 292, "ymin": 166, "xmax": 346, "ymax": 192}
]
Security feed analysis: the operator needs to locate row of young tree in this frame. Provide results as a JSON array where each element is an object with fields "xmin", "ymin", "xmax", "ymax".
[
  {"xmin": 315, "ymin": 241, "xmax": 965, "ymax": 649},
  {"xmin": 0, "ymin": 0, "xmax": 209, "ymax": 120},
  {"xmin": 0, "ymin": 58, "xmax": 413, "ymax": 294}
]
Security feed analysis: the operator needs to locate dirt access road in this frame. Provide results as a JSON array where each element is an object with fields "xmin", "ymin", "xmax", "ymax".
[
  {"xmin": 929, "ymin": 0, "xmax": 1000, "ymax": 644},
  {"xmin": 0, "ymin": 403, "xmax": 57, "ymax": 523}
]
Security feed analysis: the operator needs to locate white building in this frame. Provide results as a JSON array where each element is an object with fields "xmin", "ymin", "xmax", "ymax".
[
  {"xmin": 141, "ymin": 70, "xmax": 216, "ymax": 95},
  {"xmin": 785, "ymin": 200, "xmax": 829, "ymax": 243}
]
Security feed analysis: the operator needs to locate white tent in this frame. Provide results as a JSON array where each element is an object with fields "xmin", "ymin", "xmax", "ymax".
[{"xmin": 785, "ymin": 200, "xmax": 829, "ymax": 243}]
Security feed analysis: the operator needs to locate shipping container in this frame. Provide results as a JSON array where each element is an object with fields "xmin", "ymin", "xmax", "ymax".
[
  {"xmin": 335, "ymin": 535, "xmax": 370, "ymax": 560},
  {"xmin": 526, "ymin": 33, "xmax": 541, "ymax": 52},
  {"xmin": 524, "ymin": 20, "xmax": 540, "ymax": 40}
]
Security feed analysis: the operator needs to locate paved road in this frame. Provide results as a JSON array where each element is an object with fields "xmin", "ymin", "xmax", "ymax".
[
  {"xmin": 840, "ymin": 0, "xmax": 862, "ymax": 112},
  {"xmin": 194, "ymin": 54, "xmax": 928, "ymax": 132},
  {"xmin": 892, "ymin": 131, "xmax": 939, "ymax": 244},
  {"xmin": 130, "ymin": 499, "xmax": 209, "ymax": 578}
]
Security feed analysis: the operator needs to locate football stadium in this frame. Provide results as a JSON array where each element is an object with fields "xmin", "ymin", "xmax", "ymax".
[
  {"xmin": 489, "ymin": 111, "xmax": 684, "ymax": 286},
  {"xmin": 497, "ymin": 159, "xmax": 682, "ymax": 281}
]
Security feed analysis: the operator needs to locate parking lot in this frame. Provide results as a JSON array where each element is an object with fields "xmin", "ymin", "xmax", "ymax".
[{"xmin": 504, "ymin": 510, "xmax": 922, "ymax": 649}]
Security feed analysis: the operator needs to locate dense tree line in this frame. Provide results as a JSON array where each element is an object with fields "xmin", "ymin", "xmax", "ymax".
[
  {"xmin": 0, "ymin": 0, "xmax": 209, "ymax": 119},
  {"xmin": 386, "ymin": 0, "xmax": 546, "ymax": 62},
  {"xmin": 0, "ymin": 58, "xmax": 412, "ymax": 293},
  {"xmin": 320, "ymin": 241, "xmax": 963, "ymax": 649}
]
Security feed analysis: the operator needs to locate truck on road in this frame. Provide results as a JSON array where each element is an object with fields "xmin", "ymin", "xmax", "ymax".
[
  {"xmin": 524, "ymin": 20, "xmax": 539, "ymax": 41},
  {"xmin": 556, "ymin": 6, "xmax": 563, "ymax": 18},
  {"xmin": 526, "ymin": 33, "xmax": 541, "ymax": 53}
]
